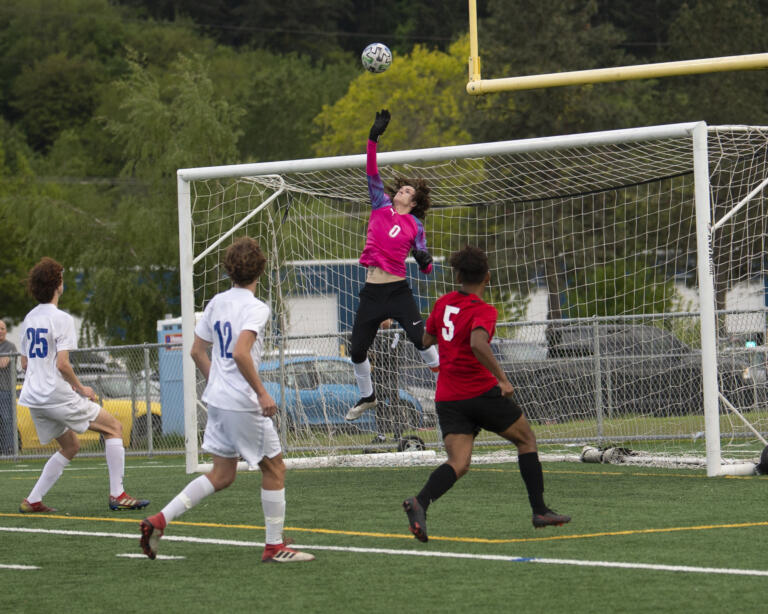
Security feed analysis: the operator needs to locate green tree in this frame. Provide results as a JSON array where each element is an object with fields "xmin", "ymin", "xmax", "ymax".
[
  {"xmin": 651, "ymin": 1, "xmax": 768, "ymax": 326},
  {"xmin": 593, "ymin": 0, "xmax": 687, "ymax": 60},
  {"xmin": 652, "ymin": 0, "xmax": 768, "ymax": 126},
  {"xmin": 0, "ymin": 0, "xmax": 127, "ymax": 117},
  {"xmin": 81, "ymin": 53, "xmax": 245, "ymax": 344},
  {"xmin": 11, "ymin": 53, "xmax": 104, "ymax": 151},
  {"xmin": 469, "ymin": 0, "xmax": 657, "ymax": 141},
  {"xmin": 208, "ymin": 47, "xmax": 358, "ymax": 162},
  {"xmin": 0, "ymin": 214, "xmax": 33, "ymax": 325},
  {"xmin": 0, "ymin": 120, "xmax": 38, "ymax": 322},
  {"xmin": 565, "ymin": 257, "xmax": 675, "ymax": 318}
]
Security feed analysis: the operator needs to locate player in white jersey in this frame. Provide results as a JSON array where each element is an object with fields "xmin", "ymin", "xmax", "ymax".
[
  {"xmin": 18, "ymin": 257, "xmax": 149, "ymax": 513},
  {"xmin": 140, "ymin": 237, "xmax": 314, "ymax": 563}
]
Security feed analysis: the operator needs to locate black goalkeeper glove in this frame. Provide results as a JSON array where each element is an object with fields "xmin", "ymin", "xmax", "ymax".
[
  {"xmin": 412, "ymin": 249, "xmax": 433, "ymax": 272},
  {"xmin": 369, "ymin": 109, "xmax": 391, "ymax": 142}
]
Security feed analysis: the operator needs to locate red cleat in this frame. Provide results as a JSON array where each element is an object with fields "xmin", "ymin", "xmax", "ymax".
[{"xmin": 19, "ymin": 499, "xmax": 57, "ymax": 513}]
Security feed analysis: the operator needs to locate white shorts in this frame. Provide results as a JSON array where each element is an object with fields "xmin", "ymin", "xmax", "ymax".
[
  {"xmin": 202, "ymin": 405, "xmax": 282, "ymax": 467},
  {"xmin": 28, "ymin": 397, "xmax": 102, "ymax": 445}
]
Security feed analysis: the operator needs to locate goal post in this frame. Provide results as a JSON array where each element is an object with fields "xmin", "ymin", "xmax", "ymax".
[{"xmin": 178, "ymin": 122, "xmax": 768, "ymax": 476}]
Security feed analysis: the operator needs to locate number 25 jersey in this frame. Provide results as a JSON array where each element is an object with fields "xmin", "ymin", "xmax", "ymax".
[
  {"xmin": 425, "ymin": 290, "xmax": 498, "ymax": 402},
  {"xmin": 19, "ymin": 303, "xmax": 80, "ymax": 408}
]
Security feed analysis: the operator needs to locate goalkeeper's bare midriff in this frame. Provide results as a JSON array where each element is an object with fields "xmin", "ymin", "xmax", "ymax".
[{"xmin": 366, "ymin": 266, "xmax": 405, "ymax": 284}]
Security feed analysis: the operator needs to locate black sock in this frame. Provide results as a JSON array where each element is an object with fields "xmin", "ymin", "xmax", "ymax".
[
  {"xmin": 416, "ymin": 463, "xmax": 457, "ymax": 510},
  {"xmin": 518, "ymin": 451, "xmax": 547, "ymax": 513}
]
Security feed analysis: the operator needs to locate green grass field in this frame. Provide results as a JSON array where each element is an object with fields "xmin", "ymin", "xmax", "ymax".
[{"xmin": 1, "ymin": 455, "xmax": 766, "ymax": 613}]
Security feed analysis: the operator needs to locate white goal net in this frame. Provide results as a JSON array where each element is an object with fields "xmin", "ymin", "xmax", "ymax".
[{"xmin": 178, "ymin": 123, "xmax": 768, "ymax": 475}]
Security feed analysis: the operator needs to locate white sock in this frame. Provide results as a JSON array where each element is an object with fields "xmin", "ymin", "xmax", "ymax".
[
  {"xmin": 161, "ymin": 475, "xmax": 215, "ymax": 523},
  {"xmin": 352, "ymin": 358, "xmax": 374, "ymax": 398},
  {"xmin": 419, "ymin": 346, "xmax": 439, "ymax": 369},
  {"xmin": 261, "ymin": 488, "xmax": 286, "ymax": 546},
  {"xmin": 105, "ymin": 438, "xmax": 125, "ymax": 498},
  {"xmin": 28, "ymin": 451, "xmax": 70, "ymax": 502}
]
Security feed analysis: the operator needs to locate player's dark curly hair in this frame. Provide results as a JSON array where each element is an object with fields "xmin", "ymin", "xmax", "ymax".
[
  {"xmin": 449, "ymin": 245, "xmax": 488, "ymax": 284},
  {"xmin": 224, "ymin": 237, "xmax": 267, "ymax": 286},
  {"xmin": 27, "ymin": 257, "xmax": 64, "ymax": 304},
  {"xmin": 386, "ymin": 175, "xmax": 431, "ymax": 220}
]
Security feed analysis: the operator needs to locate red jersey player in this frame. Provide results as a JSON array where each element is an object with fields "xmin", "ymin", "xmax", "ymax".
[{"xmin": 402, "ymin": 245, "xmax": 571, "ymax": 542}]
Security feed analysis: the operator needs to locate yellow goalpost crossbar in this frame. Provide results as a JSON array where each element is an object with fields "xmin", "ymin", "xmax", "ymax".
[{"xmin": 467, "ymin": 0, "xmax": 768, "ymax": 94}]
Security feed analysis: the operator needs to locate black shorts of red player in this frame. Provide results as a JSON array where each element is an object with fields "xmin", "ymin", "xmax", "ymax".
[{"xmin": 436, "ymin": 385, "xmax": 524, "ymax": 438}]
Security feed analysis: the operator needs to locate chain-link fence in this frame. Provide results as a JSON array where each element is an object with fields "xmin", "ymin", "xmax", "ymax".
[
  {"xmin": 2, "ymin": 308, "xmax": 766, "ymax": 461},
  {"xmin": 1, "ymin": 343, "xmax": 184, "ymax": 459}
]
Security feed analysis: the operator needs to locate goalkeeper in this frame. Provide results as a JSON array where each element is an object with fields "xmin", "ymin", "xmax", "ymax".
[{"xmin": 345, "ymin": 109, "xmax": 439, "ymax": 422}]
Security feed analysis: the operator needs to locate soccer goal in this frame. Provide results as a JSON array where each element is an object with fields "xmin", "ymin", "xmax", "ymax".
[{"xmin": 177, "ymin": 122, "xmax": 768, "ymax": 476}]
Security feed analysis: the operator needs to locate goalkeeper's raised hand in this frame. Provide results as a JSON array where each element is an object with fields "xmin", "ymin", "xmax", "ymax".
[
  {"xmin": 412, "ymin": 249, "xmax": 433, "ymax": 273},
  {"xmin": 369, "ymin": 109, "xmax": 391, "ymax": 142}
]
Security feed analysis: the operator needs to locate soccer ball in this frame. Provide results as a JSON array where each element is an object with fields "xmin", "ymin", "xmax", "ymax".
[{"xmin": 362, "ymin": 43, "xmax": 392, "ymax": 73}]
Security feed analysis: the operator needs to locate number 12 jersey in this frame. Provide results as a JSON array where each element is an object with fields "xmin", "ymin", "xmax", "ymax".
[{"xmin": 195, "ymin": 287, "xmax": 270, "ymax": 412}]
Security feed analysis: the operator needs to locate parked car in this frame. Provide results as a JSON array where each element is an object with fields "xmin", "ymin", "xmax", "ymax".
[
  {"xmin": 68, "ymin": 349, "xmax": 111, "ymax": 375},
  {"xmin": 743, "ymin": 346, "xmax": 768, "ymax": 385},
  {"xmin": 259, "ymin": 356, "xmax": 426, "ymax": 433},
  {"xmin": 495, "ymin": 323, "xmax": 763, "ymax": 422},
  {"xmin": 15, "ymin": 373, "xmax": 162, "ymax": 452},
  {"xmin": 719, "ymin": 343, "xmax": 768, "ymax": 408}
]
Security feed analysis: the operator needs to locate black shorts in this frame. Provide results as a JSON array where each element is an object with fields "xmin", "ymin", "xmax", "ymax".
[
  {"xmin": 436, "ymin": 386, "xmax": 523, "ymax": 437},
  {"xmin": 349, "ymin": 280, "xmax": 426, "ymax": 363}
]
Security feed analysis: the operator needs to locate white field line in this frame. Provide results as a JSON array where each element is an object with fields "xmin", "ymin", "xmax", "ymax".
[
  {"xmin": 0, "ymin": 563, "xmax": 40, "ymax": 570},
  {"xmin": 2, "ymin": 526, "xmax": 767, "ymax": 577}
]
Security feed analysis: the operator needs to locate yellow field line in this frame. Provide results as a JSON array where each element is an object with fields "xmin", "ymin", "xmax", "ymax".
[{"xmin": 1, "ymin": 512, "xmax": 766, "ymax": 544}]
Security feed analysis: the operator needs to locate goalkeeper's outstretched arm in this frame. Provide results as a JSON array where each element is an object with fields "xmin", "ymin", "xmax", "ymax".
[{"xmin": 367, "ymin": 109, "xmax": 391, "ymax": 210}]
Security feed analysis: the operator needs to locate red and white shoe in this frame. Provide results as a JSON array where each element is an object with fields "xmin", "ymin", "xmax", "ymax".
[
  {"xmin": 19, "ymin": 498, "xmax": 57, "ymax": 513},
  {"xmin": 261, "ymin": 539, "xmax": 315, "ymax": 563},
  {"xmin": 110, "ymin": 492, "xmax": 150, "ymax": 511}
]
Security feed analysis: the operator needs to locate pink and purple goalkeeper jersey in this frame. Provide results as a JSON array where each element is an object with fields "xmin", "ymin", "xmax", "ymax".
[{"xmin": 359, "ymin": 140, "xmax": 431, "ymax": 277}]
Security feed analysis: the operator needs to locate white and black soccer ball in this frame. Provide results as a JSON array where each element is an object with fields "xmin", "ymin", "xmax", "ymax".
[{"xmin": 361, "ymin": 42, "xmax": 392, "ymax": 73}]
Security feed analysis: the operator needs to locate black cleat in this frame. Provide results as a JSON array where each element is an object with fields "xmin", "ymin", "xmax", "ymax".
[
  {"xmin": 403, "ymin": 497, "xmax": 428, "ymax": 542},
  {"xmin": 532, "ymin": 508, "xmax": 571, "ymax": 528},
  {"xmin": 139, "ymin": 517, "xmax": 163, "ymax": 560}
]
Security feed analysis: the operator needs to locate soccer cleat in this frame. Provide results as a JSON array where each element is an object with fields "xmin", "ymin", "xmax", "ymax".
[
  {"xmin": 403, "ymin": 497, "xmax": 428, "ymax": 542},
  {"xmin": 532, "ymin": 508, "xmax": 571, "ymax": 528},
  {"xmin": 261, "ymin": 539, "xmax": 315, "ymax": 563},
  {"xmin": 110, "ymin": 492, "xmax": 150, "ymax": 511},
  {"xmin": 139, "ymin": 517, "xmax": 164, "ymax": 560},
  {"xmin": 19, "ymin": 499, "xmax": 57, "ymax": 513},
  {"xmin": 345, "ymin": 394, "xmax": 377, "ymax": 421}
]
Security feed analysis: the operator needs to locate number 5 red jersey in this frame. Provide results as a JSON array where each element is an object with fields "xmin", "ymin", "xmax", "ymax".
[{"xmin": 425, "ymin": 290, "xmax": 498, "ymax": 402}]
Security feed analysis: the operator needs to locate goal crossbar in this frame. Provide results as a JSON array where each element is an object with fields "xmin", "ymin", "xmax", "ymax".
[{"xmin": 177, "ymin": 123, "xmax": 702, "ymax": 182}]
